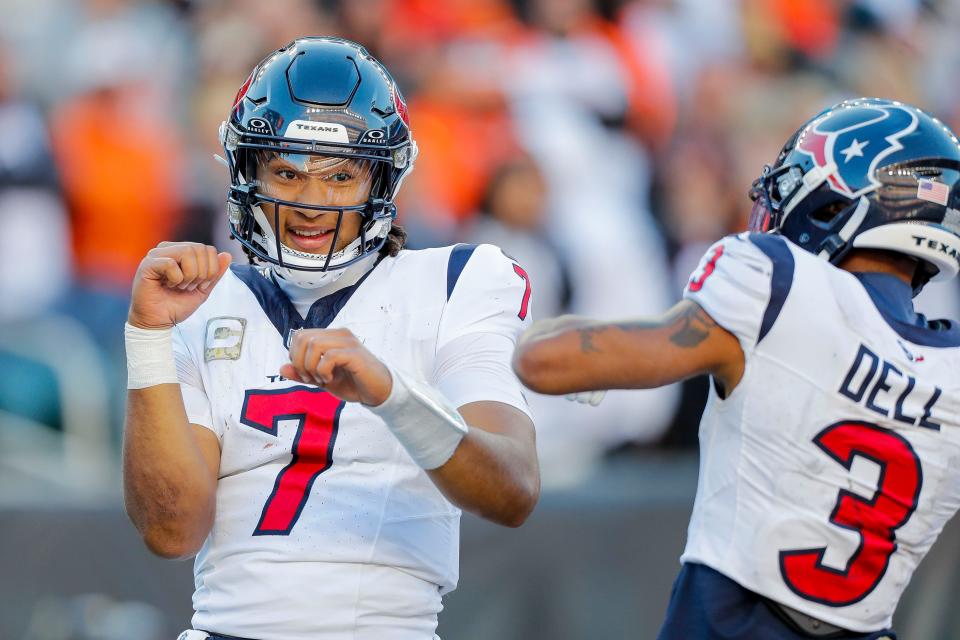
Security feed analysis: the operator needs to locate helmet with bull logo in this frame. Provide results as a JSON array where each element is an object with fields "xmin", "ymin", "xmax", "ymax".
[{"xmin": 749, "ymin": 98, "xmax": 960, "ymax": 292}]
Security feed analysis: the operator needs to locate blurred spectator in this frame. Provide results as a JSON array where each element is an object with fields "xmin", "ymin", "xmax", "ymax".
[
  {"xmin": 464, "ymin": 155, "xmax": 570, "ymax": 321},
  {"xmin": 401, "ymin": 85, "xmax": 519, "ymax": 245},
  {"xmin": 43, "ymin": 1, "xmax": 192, "ymax": 437},
  {"xmin": 503, "ymin": 0, "xmax": 681, "ymax": 458},
  {"xmin": 621, "ymin": 0, "xmax": 743, "ymax": 105},
  {"xmin": 51, "ymin": 4, "xmax": 187, "ymax": 293},
  {"xmin": 392, "ymin": 1, "xmax": 527, "ymax": 246},
  {"xmin": 658, "ymin": 132, "xmax": 740, "ymax": 294},
  {"xmin": 0, "ymin": 41, "xmax": 69, "ymax": 432},
  {"xmin": 0, "ymin": 43, "xmax": 70, "ymax": 322}
]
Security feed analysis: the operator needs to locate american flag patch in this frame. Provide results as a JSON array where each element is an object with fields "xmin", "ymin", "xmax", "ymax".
[{"xmin": 918, "ymin": 178, "xmax": 949, "ymax": 206}]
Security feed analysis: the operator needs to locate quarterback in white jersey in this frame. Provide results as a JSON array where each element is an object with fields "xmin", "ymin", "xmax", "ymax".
[
  {"xmin": 122, "ymin": 38, "xmax": 538, "ymax": 640},
  {"xmin": 513, "ymin": 98, "xmax": 960, "ymax": 639}
]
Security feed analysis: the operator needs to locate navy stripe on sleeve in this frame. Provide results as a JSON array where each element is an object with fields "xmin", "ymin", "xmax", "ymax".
[
  {"xmin": 446, "ymin": 244, "xmax": 478, "ymax": 301},
  {"xmin": 747, "ymin": 234, "xmax": 795, "ymax": 344}
]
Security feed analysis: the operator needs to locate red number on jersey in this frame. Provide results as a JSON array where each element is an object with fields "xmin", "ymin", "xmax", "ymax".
[
  {"xmin": 687, "ymin": 244, "xmax": 724, "ymax": 292},
  {"xmin": 512, "ymin": 263, "xmax": 531, "ymax": 320},
  {"xmin": 779, "ymin": 421, "xmax": 922, "ymax": 606},
  {"xmin": 240, "ymin": 386, "xmax": 345, "ymax": 535}
]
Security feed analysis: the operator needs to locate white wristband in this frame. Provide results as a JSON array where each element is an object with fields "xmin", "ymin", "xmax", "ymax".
[
  {"xmin": 367, "ymin": 367, "xmax": 468, "ymax": 470},
  {"xmin": 125, "ymin": 322, "xmax": 179, "ymax": 389}
]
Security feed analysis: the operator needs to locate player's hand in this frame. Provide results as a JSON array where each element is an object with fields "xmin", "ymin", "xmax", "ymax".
[
  {"xmin": 128, "ymin": 242, "xmax": 232, "ymax": 330},
  {"xmin": 565, "ymin": 390, "xmax": 606, "ymax": 407},
  {"xmin": 281, "ymin": 328, "xmax": 392, "ymax": 406}
]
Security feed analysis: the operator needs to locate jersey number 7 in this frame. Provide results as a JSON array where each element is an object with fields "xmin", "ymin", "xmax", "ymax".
[
  {"xmin": 512, "ymin": 263, "xmax": 531, "ymax": 321},
  {"xmin": 779, "ymin": 421, "xmax": 922, "ymax": 606},
  {"xmin": 240, "ymin": 387, "xmax": 344, "ymax": 535}
]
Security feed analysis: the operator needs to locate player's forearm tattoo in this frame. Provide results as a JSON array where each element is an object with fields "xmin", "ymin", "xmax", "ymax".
[
  {"xmin": 669, "ymin": 305, "xmax": 718, "ymax": 348},
  {"xmin": 578, "ymin": 327, "xmax": 603, "ymax": 353},
  {"xmin": 574, "ymin": 306, "xmax": 714, "ymax": 353},
  {"xmin": 578, "ymin": 320, "xmax": 659, "ymax": 353}
]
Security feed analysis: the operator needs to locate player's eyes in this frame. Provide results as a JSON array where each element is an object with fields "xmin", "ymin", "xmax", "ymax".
[
  {"xmin": 327, "ymin": 172, "xmax": 354, "ymax": 183},
  {"xmin": 275, "ymin": 168, "xmax": 298, "ymax": 181}
]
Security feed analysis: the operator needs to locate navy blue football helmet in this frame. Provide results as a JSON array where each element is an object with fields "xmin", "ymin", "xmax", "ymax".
[
  {"xmin": 221, "ymin": 37, "xmax": 417, "ymax": 287},
  {"xmin": 749, "ymin": 98, "xmax": 960, "ymax": 291}
]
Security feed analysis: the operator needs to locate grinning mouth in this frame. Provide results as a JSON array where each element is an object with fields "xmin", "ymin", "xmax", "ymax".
[
  {"xmin": 286, "ymin": 225, "xmax": 336, "ymax": 252},
  {"xmin": 290, "ymin": 227, "xmax": 331, "ymax": 237}
]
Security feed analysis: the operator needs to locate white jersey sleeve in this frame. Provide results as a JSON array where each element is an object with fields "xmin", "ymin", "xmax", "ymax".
[
  {"xmin": 434, "ymin": 244, "xmax": 533, "ymax": 414},
  {"xmin": 171, "ymin": 322, "xmax": 217, "ymax": 437},
  {"xmin": 682, "ymin": 233, "xmax": 792, "ymax": 352},
  {"xmin": 433, "ymin": 333, "xmax": 532, "ymax": 418}
]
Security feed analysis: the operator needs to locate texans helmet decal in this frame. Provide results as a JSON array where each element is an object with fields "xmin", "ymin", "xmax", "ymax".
[{"xmin": 797, "ymin": 103, "xmax": 918, "ymax": 199}]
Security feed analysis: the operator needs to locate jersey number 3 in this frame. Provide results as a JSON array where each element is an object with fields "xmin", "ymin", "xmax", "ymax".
[
  {"xmin": 240, "ymin": 387, "xmax": 344, "ymax": 535},
  {"xmin": 779, "ymin": 421, "xmax": 922, "ymax": 606},
  {"xmin": 687, "ymin": 244, "xmax": 724, "ymax": 292}
]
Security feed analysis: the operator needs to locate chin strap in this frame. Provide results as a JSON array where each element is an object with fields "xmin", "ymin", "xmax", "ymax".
[{"xmin": 273, "ymin": 251, "xmax": 379, "ymax": 300}]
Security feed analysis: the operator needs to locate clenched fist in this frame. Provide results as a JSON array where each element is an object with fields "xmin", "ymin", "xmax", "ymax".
[
  {"xmin": 128, "ymin": 242, "xmax": 232, "ymax": 330},
  {"xmin": 280, "ymin": 328, "xmax": 393, "ymax": 406}
]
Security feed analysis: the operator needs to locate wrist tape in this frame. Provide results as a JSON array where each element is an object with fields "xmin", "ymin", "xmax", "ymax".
[
  {"xmin": 367, "ymin": 368, "xmax": 468, "ymax": 470},
  {"xmin": 125, "ymin": 322, "xmax": 179, "ymax": 389}
]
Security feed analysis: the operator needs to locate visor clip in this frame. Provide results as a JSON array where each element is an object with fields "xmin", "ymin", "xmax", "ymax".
[{"xmin": 230, "ymin": 183, "xmax": 255, "ymax": 207}]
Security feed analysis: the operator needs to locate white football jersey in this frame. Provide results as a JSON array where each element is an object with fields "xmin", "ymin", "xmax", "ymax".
[
  {"xmin": 681, "ymin": 232, "xmax": 960, "ymax": 632},
  {"xmin": 170, "ymin": 244, "xmax": 533, "ymax": 640}
]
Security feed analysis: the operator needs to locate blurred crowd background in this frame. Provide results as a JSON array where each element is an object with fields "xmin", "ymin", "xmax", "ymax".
[
  {"xmin": 3, "ymin": 0, "xmax": 960, "ymax": 483},
  {"xmin": 4, "ymin": 0, "xmax": 960, "ymax": 488},
  {"xmin": 4, "ymin": 0, "xmax": 960, "ymax": 638}
]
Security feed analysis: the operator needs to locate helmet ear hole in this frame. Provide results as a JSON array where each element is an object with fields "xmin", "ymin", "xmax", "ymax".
[
  {"xmin": 913, "ymin": 259, "xmax": 939, "ymax": 291},
  {"xmin": 810, "ymin": 201, "xmax": 849, "ymax": 225}
]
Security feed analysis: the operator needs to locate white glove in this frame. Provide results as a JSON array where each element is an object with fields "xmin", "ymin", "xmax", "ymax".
[{"xmin": 565, "ymin": 390, "xmax": 606, "ymax": 407}]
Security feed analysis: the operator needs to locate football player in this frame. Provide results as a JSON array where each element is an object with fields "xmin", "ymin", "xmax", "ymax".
[
  {"xmin": 122, "ymin": 37, "xmax": 539, "ymax": 640},
  {"xmin": 513, "ymin": 98, "xmax": 960, "ymax": 640}
]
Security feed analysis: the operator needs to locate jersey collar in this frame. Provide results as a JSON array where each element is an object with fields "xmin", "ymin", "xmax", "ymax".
[
  {"xmin": 853, "ymin": 272, "xmax": 960, "ymax": 347},
  {"xmin": 231, "ymin": 258, "xmax": 382, "ymax": 346}
]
